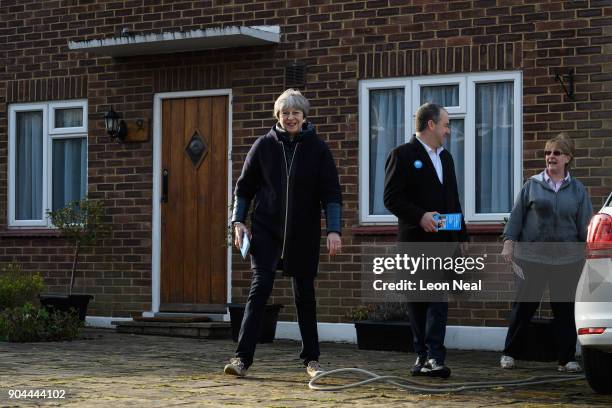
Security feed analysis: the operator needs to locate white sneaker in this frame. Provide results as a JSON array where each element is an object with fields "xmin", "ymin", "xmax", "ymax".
[
  {"xmin": 558, "ymin": 361, "xmax": 582, "ymax": 372},
  {"xmin": 306, "ymin": 361, "xmax": 325, "ymax": 378},
  {"xmin": 500, "ymin": 355, "xmax": 515, "ymax": 369},
  {"xmin": 224, "ymin": 357, "xmax": 248, "ymax": 377},
  {"xmin": 419, "ymin": 359, "xmax": 451, "ymax": 378}
]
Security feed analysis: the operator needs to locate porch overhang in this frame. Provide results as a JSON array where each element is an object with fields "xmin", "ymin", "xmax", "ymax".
[{"xmin": 68, "ymin": 25, "xmax": 280, "ymax": 57}]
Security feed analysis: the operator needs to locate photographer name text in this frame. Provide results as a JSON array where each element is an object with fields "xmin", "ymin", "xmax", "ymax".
[{"xmin": 372, "ymin": 279, "xmax": 482, "ymax": 291}]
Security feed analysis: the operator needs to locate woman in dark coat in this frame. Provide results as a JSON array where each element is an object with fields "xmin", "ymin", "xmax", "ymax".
[{"xmin": 224, "ymin": 89, "xmax": 342, "ymax": 378}]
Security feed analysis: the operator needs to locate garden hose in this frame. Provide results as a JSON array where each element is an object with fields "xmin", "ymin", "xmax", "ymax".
[{"xmin": 308, "ymin": 367, "xmax": 584, "ymax": 393}]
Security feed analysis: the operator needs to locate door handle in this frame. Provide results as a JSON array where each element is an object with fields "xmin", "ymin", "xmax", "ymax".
[{"xmin": 161, "ymin": 169, "xmax": 169, "ymax": 203}]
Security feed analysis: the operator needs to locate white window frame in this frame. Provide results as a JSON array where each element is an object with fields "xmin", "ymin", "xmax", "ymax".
[
  {"xmin": 359, "ymin": 79, "xmax": 411, "ymax": 224},
  {"xmin": 359, "ymin": 72, "xmax": 522, "ymax": 224},
  {"xmin": 466, "ymin": 72, "xmax": 522, "ymax": 222},
  {"xmin": 412, "ymin": 76, "xmax": 466, "ymax": 115},
  {"xmin": 49, "ymin": 101, "xmax": 87, "ymax": 135},
  {"xmin": 8, "ymin": 100, "xmax": 88, "ymax": 228}
]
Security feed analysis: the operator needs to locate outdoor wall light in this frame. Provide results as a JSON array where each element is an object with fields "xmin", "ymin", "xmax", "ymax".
[{"xmin": 104, "ymin": 106, "xmax": 127, "ymax": 141}]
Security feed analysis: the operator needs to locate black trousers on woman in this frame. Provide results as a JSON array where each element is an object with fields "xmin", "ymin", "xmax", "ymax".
[
  {"xmin": 503, "ymin": 259, "xmax": 584, "ymax": 365},
  {"xmin": 235, "ymin": 266, "xmax": 320, "ymax": 369}
]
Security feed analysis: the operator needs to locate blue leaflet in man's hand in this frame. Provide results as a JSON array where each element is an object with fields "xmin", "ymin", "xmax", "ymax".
[
  {"xmin": 240, "ymin": 231, "xmax": 250, "ymax": 259},
  {"xmin": 433, "ymin": 213, "xmax": 462, "ymax": 231}
]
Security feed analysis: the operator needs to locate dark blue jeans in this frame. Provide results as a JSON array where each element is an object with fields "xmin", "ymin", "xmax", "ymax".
[
  {"xmin": 235, "ymin": 267, "xmax": 320, "ymax": 369},
  {"xmin": 406, "ymin": 302, "xmax": 448, "ymax": 365}
]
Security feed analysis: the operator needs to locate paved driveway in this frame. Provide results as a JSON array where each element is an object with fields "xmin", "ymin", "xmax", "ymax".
[{"xmin": 1, "ymin": 328, "xmax": 611, "ymax": 407}]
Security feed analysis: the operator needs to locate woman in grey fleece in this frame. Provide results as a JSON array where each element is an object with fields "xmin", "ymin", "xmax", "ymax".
[{"xmin": 499, "ymin": 133, "xmax": 593, "ymax": 372}]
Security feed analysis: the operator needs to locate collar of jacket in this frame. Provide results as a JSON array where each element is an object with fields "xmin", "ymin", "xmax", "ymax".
[
  {"xmin": 272, "ymin": 122, "xmax": 315, "ymax": 143},
  {"xmin": 531, "ymin": 170, "xmax": 573, "ymax": 192}
]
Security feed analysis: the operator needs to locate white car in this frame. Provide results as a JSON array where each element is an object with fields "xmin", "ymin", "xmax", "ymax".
[{"xmin": 575, "ymin": 192, "xmax": 612, "ymax": 394}]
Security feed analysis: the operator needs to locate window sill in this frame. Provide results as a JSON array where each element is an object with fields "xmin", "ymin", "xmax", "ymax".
[
  {"xmin": 0, "ymin": 229, "xmax": 61, "ymax": 238},
  {"xmin": 351, "ymin": 223, "xmax": 504, "ymax": 236},
  {"xmin": 351, "ymin": 225, "xmax": 398, "ymax": 236}
]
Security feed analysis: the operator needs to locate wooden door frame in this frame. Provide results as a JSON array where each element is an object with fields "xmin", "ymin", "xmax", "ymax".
[{"xmin": 148, "ymin": 89, "xmax": 233, "ymax": 317}]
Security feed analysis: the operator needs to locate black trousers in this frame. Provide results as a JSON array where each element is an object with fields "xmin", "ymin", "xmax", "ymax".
[
  {"xmin": 503, "ymin": 259, "xmax": 584, "ymax": 365},
  {"xmin": 235, "ymin": 267, "xmax": 320, "ymax": 369},
  {"xmin": 407, "ymin": 302, "xmax": 448, "ymax": 365}
]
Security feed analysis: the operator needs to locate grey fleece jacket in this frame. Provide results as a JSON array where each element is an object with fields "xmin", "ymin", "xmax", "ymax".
[{"xmin": 503, "ymin": 171, "xmax": 593, "ymax": 264}]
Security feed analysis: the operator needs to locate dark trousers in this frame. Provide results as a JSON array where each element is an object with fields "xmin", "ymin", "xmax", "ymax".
[
  {"xmin": 503, "ymin": 259, "xmax": 584, "ymax": 365},
  {"xmin": 235, "ymin": 267, "xmax": 320, "ymax": 368},
  {"xmin": 407, "ymin": 302, "xmax": 448, "ymax": 365}
]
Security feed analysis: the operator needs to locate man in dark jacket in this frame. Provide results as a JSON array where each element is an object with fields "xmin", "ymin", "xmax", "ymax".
[{"xmin": 383, "ymin": 103, "xmax": 468, "ymax": 378}]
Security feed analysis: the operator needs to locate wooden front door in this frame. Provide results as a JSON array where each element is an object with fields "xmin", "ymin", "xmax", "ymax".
[{"xmin": 160, "ymin": 96, "xmax": 228, "ymax": 312}]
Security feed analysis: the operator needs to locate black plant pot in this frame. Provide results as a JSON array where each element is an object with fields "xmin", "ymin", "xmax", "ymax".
[
  {"xmin": 39, "ymin": 294, "xmax": 93, "ymax": 322},
  {"xmin": 511, "ymin": 317, "xmax": 557, "ymax": 362},
  {"xmin": 354, "ymin": 320, "xmax": 414, "ymax": 352},
  {"xmin": 227, "ymin": 303, "xmax": 283, "ymax": 344}
]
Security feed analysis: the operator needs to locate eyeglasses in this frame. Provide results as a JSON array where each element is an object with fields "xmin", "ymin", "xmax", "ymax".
[
  {"xmin": 544, "ymin": 150, "xmax": 565, "ymax": 157},
  {"xmin": 281, "ymin": 111, "xmax": 303, "ymax": 118}
]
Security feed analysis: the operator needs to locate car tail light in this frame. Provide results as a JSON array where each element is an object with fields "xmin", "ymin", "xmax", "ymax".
[
  {"xmin": 578, "ymin": 327, "xmax": 606, "ymax": 335},
  {"xmin": 586, "ymin": 213, "xmax": 612, "ymax": 258}
]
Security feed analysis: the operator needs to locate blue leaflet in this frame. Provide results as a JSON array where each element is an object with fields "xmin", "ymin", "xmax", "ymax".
[{"xmin": 433, "ymin": 213, "xmax": 462, "ymax": 231}]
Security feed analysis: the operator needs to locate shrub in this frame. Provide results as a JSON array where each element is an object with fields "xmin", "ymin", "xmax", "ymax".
[
  {"xmin": 44, "ymin": 307, "xmax": 83, "ymax": 340},
  {"xmin": 0, "ymin": 303, "xmax": 83, "ymax": 343},
  {"xmin": 0, "ymin": 262, "xmax": 45, "ymax": 310},
  {"xmin": 47, "ymin": 198, "xmax": 109, "ymax": 295},
  {"xmin": 0, "ymin": 303, "xmax": 43, "ymax": 342},
  {"xmin": 350, "ymin": 302, "xmax": 411, "ymax": 322}
]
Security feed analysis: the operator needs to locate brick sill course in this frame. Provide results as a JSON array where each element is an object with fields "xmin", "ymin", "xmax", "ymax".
[
  {"xmin": 351, "ymin": 223, "xmax": 504, "ymax": 236},
  {"xmin": 1, "ymin": 225, "xmax": 504, "ymax": 238},
  {"xmin": 0, "ymin": 229, "xmax": 62, "ymax": 238}
]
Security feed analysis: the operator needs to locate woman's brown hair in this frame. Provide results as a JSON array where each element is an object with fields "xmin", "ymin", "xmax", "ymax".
[{"xmin": 545, "ymin": 132, "xmax": 575, "ymax": 169}]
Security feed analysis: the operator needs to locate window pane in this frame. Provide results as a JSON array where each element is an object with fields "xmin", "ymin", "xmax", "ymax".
[
  {"xmin": 421, "ymin": 85, "xmax": 459, "ymax": 107},
  {"xmin": 55, "ymin": 108, "xmax": 83, "ymax": 128},
  {"xmin": 369, "ymin": 88, "xmax": 404, "ymax": 215},
  {"xmin": 16, "ymin": 111, "xmax": 44, "ymax": 220},
  {"xmin": 52, "ymin": 138, "xmax": 87, "ymax": 211},
  {"xmin": 475, "ymin": 82, "xmax": 513, "ymax": 213},
  {"xmin": 445, "ymin": 119, "xmax": 465, "ymax": 210}
]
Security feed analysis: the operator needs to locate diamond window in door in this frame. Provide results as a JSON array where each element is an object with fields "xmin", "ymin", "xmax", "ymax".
[{"xmin": 184, "ymin": 130, "xmax": 208, "ymax": 168}]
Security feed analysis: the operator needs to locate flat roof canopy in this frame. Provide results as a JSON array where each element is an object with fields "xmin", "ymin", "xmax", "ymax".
[{"xmin": 68, "ymin": 26, "xmax": 280, "ymax": 57}]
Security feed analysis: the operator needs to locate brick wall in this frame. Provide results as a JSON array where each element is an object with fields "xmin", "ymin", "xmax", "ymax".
[{"xmin": 0, "ymin": 0, "xmax": 610, "ymax": 323}]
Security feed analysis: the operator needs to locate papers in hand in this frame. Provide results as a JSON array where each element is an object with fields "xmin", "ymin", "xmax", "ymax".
[
  {"xmin": 433, "ymin": 213, "xmax": 462, "ymax": 231},
  {"xmin": 511, "ymin": 261, "xmax": 525, "ymax": 280},
  {"xmin": 240, "ymin": 231, "xmax": 250, "ymax": 259}
]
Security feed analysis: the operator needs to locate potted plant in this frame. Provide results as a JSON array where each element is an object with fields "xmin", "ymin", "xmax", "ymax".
[
  {"xmin": 352, "ymin": 301, "xmax": 414, "ymax": 352},
  {"xmin": 39, "ymin": 198, "xmax": 109, "ymax": 322}
]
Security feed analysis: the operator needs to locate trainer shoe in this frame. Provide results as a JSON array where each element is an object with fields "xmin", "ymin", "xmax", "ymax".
[
  {"xmin": 500, "ymin": 355, "xmax": 515, "ymax": 369},
  {"xmin": 558, "ymin": 361, "xmax": 581, "ymax": 372},
  {"xmin": 420, "ymin": 359, "xmax": 451, "ymax": 379},
  {"xmin": 410, "ymin": 355, "xmax": 428, "ymax": 376},
  {"xmin": 306, "ymin": 361, "xmax": 325, "ymax": 378},
  {"xmin": 224, "ymin": 357, "xmax": 248, "ymax": 377}
]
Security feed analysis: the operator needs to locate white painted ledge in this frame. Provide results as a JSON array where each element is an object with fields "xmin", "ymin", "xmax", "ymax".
[
  {"xmin": 86, "ymin": 316, "xmax": 132, "ymax": 329},
  {"xmin": 277, "ymin": 321, "xmax": 508, "ymax": 351},
  {"xmin": 86, "ymin": 317, "xmax": 580, "ymax": 354},
  {"xmin": 69, "ymin": 26, "xmax": 280, "ymax": 57}
]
